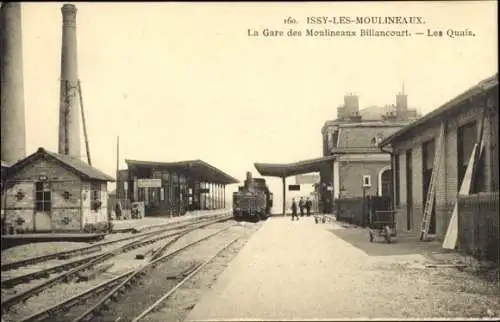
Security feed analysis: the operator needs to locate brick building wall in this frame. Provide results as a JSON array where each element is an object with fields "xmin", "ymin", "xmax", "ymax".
[
  {"xmin": 337, "ymin": 160, "xmax": 391, "ymax": 198},
  {"xmin": 2, "ymin": 158, "xmax": 82, "ymax": 232},
  {"xmin": 392, "ymin": 100, "xmax": 497, "ymax": 239},
  {"xmin": 2, "ymin": 158, "xmax": 109, "ymax": 232}
]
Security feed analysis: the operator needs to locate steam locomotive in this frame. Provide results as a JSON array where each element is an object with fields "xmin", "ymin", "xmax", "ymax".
[{"xmin": 232, "ymin": 172, "xmax": 273, "ymax": 222}]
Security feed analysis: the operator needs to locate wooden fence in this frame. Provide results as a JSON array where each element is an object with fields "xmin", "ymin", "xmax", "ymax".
[{"xmin": 458, "ymin": 191, "xmax": 499, "ymax": 263}]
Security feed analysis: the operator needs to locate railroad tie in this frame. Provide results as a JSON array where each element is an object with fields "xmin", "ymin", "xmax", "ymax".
[
  {"xmin": 135, "ymin": 247, "xmax": 157, "ymax": 260},
  {"xmin": 77, "ymin": 262, "xmax": 114, "ymax": 282},
  {"xmin": 166, "ymin": 262, "xmax": 198, "ymax": 280}
]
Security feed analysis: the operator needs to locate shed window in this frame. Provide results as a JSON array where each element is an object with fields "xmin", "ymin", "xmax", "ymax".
[
  {"xmin": 90, "ymin": 182, "xmax": 102, "ymax": 211},
  {"xmin": 35, "ymin": 182, "xmax": 51, "ymax": 212},
  {"xmin": 91, "ymin": 182, "xmax": 102, "ymax": 202}
]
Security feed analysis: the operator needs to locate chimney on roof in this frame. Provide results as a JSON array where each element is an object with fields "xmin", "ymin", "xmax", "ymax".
[
  {"xmin": 344, "ymin": 93, "xmax": 359, "ymax": 116},
  {"xmin": 349, "ymin": 110, "xmax": 362, "ymax": 122}
]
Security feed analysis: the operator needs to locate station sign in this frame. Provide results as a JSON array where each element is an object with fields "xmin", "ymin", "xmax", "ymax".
[
  {"xmin": 288, "ymin": 184, "xmax": 300, "ymax": 191},
  {"xmin": 200, "ymin": 188, "xmax": 210, "ymax": 193},
  {"xmin": 136, "ymin": 178, "xmax": 162, "ymax": 188},
  {"xmin": 295, "ymin": 174, "xmax": 320, "ymax": 185}
]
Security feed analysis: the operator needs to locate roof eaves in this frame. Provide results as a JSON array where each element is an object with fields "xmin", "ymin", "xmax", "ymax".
[{"xmin": 380, "ymin": 73, "xmax": 498, "ymax": 147}]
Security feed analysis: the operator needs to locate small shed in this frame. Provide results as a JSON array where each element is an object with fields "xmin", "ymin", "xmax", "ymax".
[{"xmin": 1, "ymin": 147, "xmax": 115, "ymax": 233}]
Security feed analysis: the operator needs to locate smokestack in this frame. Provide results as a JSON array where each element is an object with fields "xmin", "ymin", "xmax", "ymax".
[
  {"xmin": 58, "ymin": 3, "xmax": 81, "ymax": 158},
  {"xmin": 0, "ymin": 2, "xmax": 27, "ymax": 164}
]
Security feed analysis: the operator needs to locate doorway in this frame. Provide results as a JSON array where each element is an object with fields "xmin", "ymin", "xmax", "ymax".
[
  {"xmin": 422, "ymin": 140, "xmax": 437, "ymax": 235},
  {"xmin": 34, "ymin": 181, "xmax": 52, "ymax": 232}
]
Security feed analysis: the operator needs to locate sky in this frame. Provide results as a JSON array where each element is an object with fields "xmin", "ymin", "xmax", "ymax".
[{"xmin": 15, "ymin": 1, "xmax": 498, "ymax": 212}]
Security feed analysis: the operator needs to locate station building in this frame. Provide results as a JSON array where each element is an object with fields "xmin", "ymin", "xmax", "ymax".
[
  {"xmin": 1, "ymin": 147, "xmax": 115, "ymax": 233},
  {"xmin": 319, "ymin": 92, "xmax": 420, "ymax": 213},
  {"xmin": 115, "ymin": 159, "xmax": 239, "ymax": 217},
  {"xmin": 254, "ymin": 89, "xmax": 421, "ymax": 216},
  {"xmin": 379, "ymin": 73, "xmax": 499, "ymax": 246}
]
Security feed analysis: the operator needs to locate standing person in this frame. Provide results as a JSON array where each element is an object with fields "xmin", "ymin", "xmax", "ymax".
[
  {"xmin": 305, "ymin": 197, "xmax": 312, "ymax": 217},
  {"xmin": 291, "ymin": 198, "xmax": 299, "ymax": 221},
  {"xmin": 299, "ymin": 197, "xmax": 305, "ymax": 217}
]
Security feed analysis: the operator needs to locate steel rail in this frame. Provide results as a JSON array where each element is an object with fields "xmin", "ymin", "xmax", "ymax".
[
  {"xmin": 1, "ymin": 213, "xmax": 230, "ymax": 271},
  {"xmin": 71, "ymin": 223, "xmax": 236, "ymax": 322},
  {"xmin": 131, "ymin": 238, "xmax": 239, "ymax": 322},
  {"xmin": 1, "ymin": 216, "xmax": 232, "ymax": 312}
]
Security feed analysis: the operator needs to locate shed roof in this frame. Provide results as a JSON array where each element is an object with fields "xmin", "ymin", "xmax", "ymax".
[
  {"xmin": 7, "ymin": 147, "xmax": 115, "ymax": 182},
  {"xmin": 125, "ymin": 159, "xmax": 239, "ymax": 185},
  {"xmin": 1, "ymin": 160, "xmax": 11, "ymax": 168},
  {"xmin": 380, "ymin": 73, "xmax": 499, "ymax": 147}
]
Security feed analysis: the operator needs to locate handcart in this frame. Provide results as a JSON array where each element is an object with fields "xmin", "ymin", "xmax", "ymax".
[
  {"xmin": 368, "ymin": 209, "xmax": 397, "ymax": 243},
  {"xmin": 314, "ymin": 214, "xmax": 336, "ymax": 224}
]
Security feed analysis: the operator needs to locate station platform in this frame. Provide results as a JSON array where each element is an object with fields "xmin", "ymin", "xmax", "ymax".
[
  {"xmin": 111, "ymin": 208, "xmax": 232, "ymax": 233},
  {"xmin": 185, "ymin": 216, "xmax": 474, "ymax": 321},
  {"xmin": 1, "ymin": 233, "xmax": 105, "ymax": 250}
]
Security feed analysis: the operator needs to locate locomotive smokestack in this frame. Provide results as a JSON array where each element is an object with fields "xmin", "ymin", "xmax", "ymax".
[
  {"xmin": 58, "ymin": 3, "xmax": 81, "ymax": 158},
  {"xmin": 0, "ymin": 2, "xmax": 27, "ymax": 164}
]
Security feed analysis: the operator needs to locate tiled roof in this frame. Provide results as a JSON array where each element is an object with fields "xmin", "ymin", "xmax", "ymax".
[
  {"xmin": 359, "ymin": 105, "xmax": 388, "ymax": 120},
  {"xmin": 8, "ymin": 147, "xmax": 115, "ymax": 182},
  {"xmin": 336, "ymin": 126, "xmax": 407, "ymax": 148}
]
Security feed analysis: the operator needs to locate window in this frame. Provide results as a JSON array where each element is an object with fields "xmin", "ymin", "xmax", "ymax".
[
  {"xmin": 362, "ymin": 175, "xmax": 371, "ymax": 187},
  {"xmin": 90, "ymin": 182, "xmax": 102, "ymax": 211},
  {"xmin": 35, "ymin": 182, "xmax": 51, "ymax": 212},
  {"xmin": 457, "ymin": 121, "xmax": 477, "ymax": 188},
  {"xmin": 422, "ymin": 139, "xmax": 435, "ymax": 171},
  {"xmin": 471, "ymin": 151, "xmax": 486, "ymax": 193},
  {"xmin": 331, "ymin": 130, "xmax": 339, "ymax": 148}
]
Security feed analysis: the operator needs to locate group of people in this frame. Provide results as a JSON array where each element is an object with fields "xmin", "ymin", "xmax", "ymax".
[{"xmin": 290, "ymin": 197, "xmax": 313, "ymax": 221}]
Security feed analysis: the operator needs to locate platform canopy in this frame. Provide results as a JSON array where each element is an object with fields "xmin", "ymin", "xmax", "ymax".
[
  {"xmin": 125, "ymin": 159, "xmax": 239, "ymax": 185},
  {"xmin": 254, "ymin": 155, "xmax": 337, "ymax": 178}
]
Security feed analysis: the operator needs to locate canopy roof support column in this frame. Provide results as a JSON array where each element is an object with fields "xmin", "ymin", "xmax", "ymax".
[{"xmin": 282, "ymin": 176, "xmax": 286, "ymax": 216}]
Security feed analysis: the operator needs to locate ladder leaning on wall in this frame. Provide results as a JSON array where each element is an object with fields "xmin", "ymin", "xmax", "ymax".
[{"xmin": 420, "ymin": 123, "xmax": 446, "ymax": 241}]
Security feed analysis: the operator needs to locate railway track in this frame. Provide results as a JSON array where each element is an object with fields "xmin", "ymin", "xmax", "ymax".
[
  {"xmin": 14, "ymin": 221, "xmax": 239, "ymax": 322},
  {"xmin": 1, "ymin": 215, "xmax": 232, "ymax": 314},
  {"xmin": 1, "ymin": 213, "xmax": 230, "ymax": 272}
]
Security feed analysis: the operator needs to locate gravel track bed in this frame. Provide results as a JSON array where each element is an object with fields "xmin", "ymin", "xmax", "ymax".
[
  {"xmin": 142, "ymin": 221, "xmax": 263, "ymax": 322},
  {"xmin": 1, "ymin": 218, "xmax": 219, "ymax": 265},
  {"xmin": 62, "ymin": 220, "xmax": 255, "ymax": 322},
  {"xmin": 0, "ymin": 229, "xmax": 193, "ymax": 321},
  {"xmin": 1, "ymin": 225, "xmax": 197, "ymax": 282},
  {"xmin": 0, "ymin": 219, "xmax": 233, "ymax": 322}
]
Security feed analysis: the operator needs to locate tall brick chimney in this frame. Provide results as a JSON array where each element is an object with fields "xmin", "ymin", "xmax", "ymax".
[
  {"xmin": 0, "ymin": 2, "xmax": 27, "ymax": 164},
  {"xmin": 58, "ymin": 4, "xmax": 81, "ymax": 158}
]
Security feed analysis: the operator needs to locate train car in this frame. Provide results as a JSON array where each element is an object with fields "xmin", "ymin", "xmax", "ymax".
[{"xmin": 232, "ymin": 172, "xmax": 273, "ymax": 222}]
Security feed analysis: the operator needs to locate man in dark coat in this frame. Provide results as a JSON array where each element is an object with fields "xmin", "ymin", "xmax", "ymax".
[
  {"xmin": 305, "ymin": 197, "xmax": 312, "ymax": 216},
  {"xmin": 291, "ymin": 198, "xmax": 299, "ymax": 221},
  {"xmin": 299, "ymin": 197, "xmax": 305, "ymax": 217}
]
